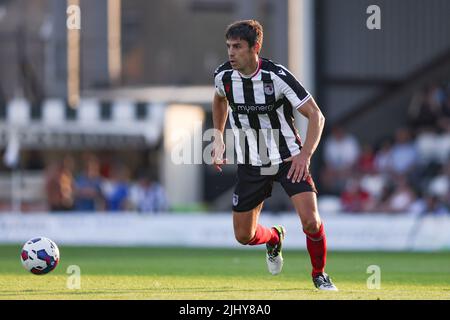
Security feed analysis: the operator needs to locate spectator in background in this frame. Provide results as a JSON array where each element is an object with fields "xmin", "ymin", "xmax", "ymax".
[
  {"xmin": 340, "ymin": 178, "xmax": 373, "ymax": 212},
  {"xmin": 408, "ymin": 84, "xmax": 444, "ymax": 132},
  {"xmin": 98, "ymin": 152, "xmax": 113, "ymax": 179},
  {"xmin": 382, "ymin": 176, "xmax": 417, "ymax": 213},
  {"xmin": 374, "ymin": 139, "xmax": 393, "ymax": 174},
  {"xmin": 427, "ymin": 162, "xmax": 450, "ymax": 209},
  {"xmin": 423, "ymin": 195, "xmax": 449, "ymax": 215},
  {"xmin": 324, "ymin": 126, "xmax": 360, "ymax": 170},
  {"xmin": 436, "ymin": 88, "xmax": 450, "ymax": 134},
  {"xmin": 74, "ymin": 156, "xmax": 104, "ymax": 211},
  {"xmin": 130, "ymin": 175, "xmax": 168, "ymax": 213},
  {"xmin": 45, "ymin": 162, "xmax": 61, "ymax": 211},
  {"xmin": 390, "ymin": 128, "xmax": 418, "ymax": 176},
  {"xmin": 321, "ymin": 126, "xmax": 360, "ymax": 194},
  {"xmin": 436, "ymin": 118, "xmax": 450, "ymax": 163},
  {"xmin": 45, "ymin": 155, "xmax": 75, "ymax": 212},
  {"xmin": 441, "ymin": 89, "xmax": 450, "ymax": 119},
  {"xmin": 411, "ymin": 193, "xmax": 450, "ymax": 216},
  {"xmin": 102, "ymin": 164, "xmax": 131, "ymax": 212},
  {"xmin": 357, "ymin": 144, "xmax": 375, "ymax": 174}
]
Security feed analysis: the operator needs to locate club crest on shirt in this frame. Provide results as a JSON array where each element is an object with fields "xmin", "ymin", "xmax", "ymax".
[
  {"xmin": 264, "ymin": 83, "xmax": 274, "ymax": 95},
  {"xmin": 232, "ymin": 193, "xmax": 239, "ymax": 206},
  {"xmin": 225, "ymin": 83, "xmax": 231, "ymax": 94}
]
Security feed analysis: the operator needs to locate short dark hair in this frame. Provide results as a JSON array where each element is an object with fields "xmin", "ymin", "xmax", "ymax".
[{"xmin": 225, "ymin": 20, "xmax": 263, "ymax": 52}]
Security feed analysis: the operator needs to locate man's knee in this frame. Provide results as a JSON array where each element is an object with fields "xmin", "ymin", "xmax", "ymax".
[
  {"xmin": 303, "ymin": 218, "xmax": 321, "ymax": 234},
  {"xmin": 234, "ymin": 231, "xmax": 254, "ymax": 245}
]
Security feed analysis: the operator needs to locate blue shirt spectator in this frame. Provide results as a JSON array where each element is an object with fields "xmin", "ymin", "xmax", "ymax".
[{"xmin": 74, "ymin": 158, "xmax": 104, "ymax": 211}]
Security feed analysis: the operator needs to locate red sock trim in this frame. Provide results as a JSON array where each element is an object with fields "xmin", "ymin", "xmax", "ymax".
[
  {"xmin": 248, "ymin": 225, "xmax": 278, "ymax": 246},
  {"xmin": 267, "ymin": 228, "xmax": 280, "ymax": 246},
  {"xmin": 303, "ymin": 222, "xmax": 324, "ymax": 241}
]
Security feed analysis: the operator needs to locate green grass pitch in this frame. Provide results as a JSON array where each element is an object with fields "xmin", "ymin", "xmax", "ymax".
[{"xmin": 1, "ymin": 245, "xmax": 449, "ymax": 300}]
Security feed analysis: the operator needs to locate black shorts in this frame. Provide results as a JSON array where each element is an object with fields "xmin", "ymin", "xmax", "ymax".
[{"xmin": 232, "ymin": 161, "xmax": 318, "ymax": 212}]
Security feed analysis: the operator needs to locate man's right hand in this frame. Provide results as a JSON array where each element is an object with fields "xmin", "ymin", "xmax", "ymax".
[{"xmin": 211, "ymin": 137, "xmax": 227, "ymax": 172}]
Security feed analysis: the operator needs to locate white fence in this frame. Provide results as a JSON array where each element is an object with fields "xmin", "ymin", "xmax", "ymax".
[{"xmin": 1, "ymin": 212, "xmax": 449, "ymax": 251}]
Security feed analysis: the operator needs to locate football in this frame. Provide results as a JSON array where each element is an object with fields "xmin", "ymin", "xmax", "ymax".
[{"xmin": 20, "ymin": 237, "xmax": 60, "ymax": 275}]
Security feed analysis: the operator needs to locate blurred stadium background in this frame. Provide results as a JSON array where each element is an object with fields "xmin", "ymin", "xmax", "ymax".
[{"xmin": 0, "ymin": 0, "xmax": 450, "ymax": 255}]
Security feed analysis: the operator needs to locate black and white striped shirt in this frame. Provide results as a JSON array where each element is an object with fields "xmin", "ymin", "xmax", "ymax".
[{"xmin": 214, "ymin": 58, "xmax": 311, "ymax": 166}]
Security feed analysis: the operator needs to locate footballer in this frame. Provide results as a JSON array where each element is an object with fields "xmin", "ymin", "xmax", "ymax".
[{"xmin": 211, "ymin": 20, "xmax": 337, "ymax": 291}]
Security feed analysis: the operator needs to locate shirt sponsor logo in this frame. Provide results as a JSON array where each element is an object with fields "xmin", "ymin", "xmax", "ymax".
[{"xmin": 234, "ymin": 104, "xmax": 275, "ymax": 113}]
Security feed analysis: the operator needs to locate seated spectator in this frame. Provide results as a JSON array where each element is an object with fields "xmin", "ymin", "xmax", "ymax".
[
  {"xmin": 321, "ymin": 126, "xmax": 360, "ymax": 194},
  {"xmin": 374, "ymin": 139, "xmax": 393, "ymax": 174},
  {"xmin": 436, "ymin": 119, "xmax": 450, "ymax": 163},
  {"xmin": 390, "ymin": 128, "xmax": 418, "ymax": 176},
  {"xmin": 45, "ymin": 156, "xmax": 75, "ymax": 212},
  {"xmin": 427, "ymin": 162, "xmax": 450, "ymax": 206},
  {"xmin": 408, "ymin": 84, "xmax": 444, "ymax": 132},
  {"xmin": 415, "ymin": 129, "xmax": 440, "ymax": 165},
  {"xmin": 357, "ymin": 144, "xmax": 375, "ymax": 174},
  {"xmin": 74, "ymin": 156, "xmax": 104, "ymax": 211},
  {"xmin": 340, "ymin": 178, "xmax": 373, "ymax": 213},
  {"xmin": 324, "ymin": 126, "xmax": 360, "ymax": 170},
  {"xmin": 360, "ymin": 173, "xmax": 387, "ymax": 202},
  {"xmin": 102, "ymin": 164, "xmax": 131, "ymax": 212},
  {"xmin": 441, "ymin": 89, "xmax": 450, "ymax": 118},
  {"xmin": 424, "ymin": 195, "xmax": 449, "ymax": 215},
  {"xmin": 383, "ymin": 176, "xmax": 417, "ymax": 213},
  {"xmin": 130, "ymin": 175, "xmax": 169, "ymax": 213}
]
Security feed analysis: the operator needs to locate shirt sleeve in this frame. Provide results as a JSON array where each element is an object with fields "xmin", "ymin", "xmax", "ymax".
[
  {"xmin": 273, "ymin": 66, "xmax": 311, "ymax": 109},
  {"xmin": 214, "ymin": 73, "xmax": 226, "ymax": 97}
]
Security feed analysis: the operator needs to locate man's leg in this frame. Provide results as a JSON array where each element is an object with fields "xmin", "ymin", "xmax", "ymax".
[
  {"xmin": 291, "ymin": 192, "xmax": 325, "ymax": 276},
  {"xmin": 232, "ymin": 164, "xmax": 285, "ymax": 274},
  {"xmin": 233, "ymin": 202, "xmax": 285, "ymax": 275},
  {"xmin": 233, "ymin": 202, "xmax": 279, "ymax": 246},
  {"xmin": 291, "ymin": 191, "xmax": 337, "ymax": 290}
]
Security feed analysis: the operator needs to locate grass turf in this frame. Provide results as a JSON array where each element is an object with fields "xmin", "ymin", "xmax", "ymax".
[{"xmin": 1, "ymin": 245, "xmax": 449, "ymax": 300}]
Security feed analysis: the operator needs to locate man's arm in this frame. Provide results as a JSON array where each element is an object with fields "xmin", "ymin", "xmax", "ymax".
[
  {"xmin": 212, "ymin": 92, "xmax": 229, "ymax": 172},
  {"xmin": 297, "ymin": 97, "xmax": 325, "ymax": 158},
  {"xmin": 287, "ymin": 97, "xmax": 326, "ymax": 182},
  {"xmin": 213, "ymin": 92, "xmax": 228, "ymax": 136}
]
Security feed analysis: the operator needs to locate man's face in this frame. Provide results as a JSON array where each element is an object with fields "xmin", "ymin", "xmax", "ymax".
[{"xmin": 226, "ymin": 38, "xmax": 258, "ymax": 71}]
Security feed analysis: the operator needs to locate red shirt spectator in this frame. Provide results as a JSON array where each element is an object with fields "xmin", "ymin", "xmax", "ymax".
[{"xmin": 340, "ymin": 179, "xmax": 371, "ymax": 212}]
